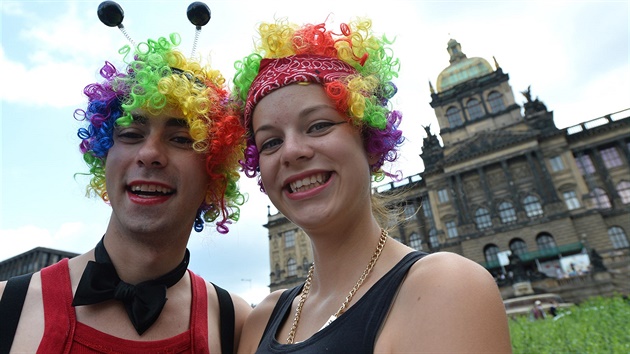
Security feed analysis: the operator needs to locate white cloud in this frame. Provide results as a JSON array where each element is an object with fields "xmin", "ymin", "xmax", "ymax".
[{"xmin": 0, "ymin": 221, "xmax": 103, "ymax": 262}]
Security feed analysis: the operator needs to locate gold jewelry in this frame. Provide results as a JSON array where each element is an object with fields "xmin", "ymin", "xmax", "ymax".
[{"xmin": 286, "ymin": 229, "xmax": 388, "ymax": 344}]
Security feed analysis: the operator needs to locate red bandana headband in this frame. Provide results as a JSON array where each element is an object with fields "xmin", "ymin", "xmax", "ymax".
[{"xmin": 244, "ymin": 54, "xmax": 359, "ymax": 130}]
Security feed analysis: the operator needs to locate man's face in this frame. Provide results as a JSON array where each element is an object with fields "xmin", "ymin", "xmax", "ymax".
[{"xmin": 104, "ymin": 110, "xmax": 209, "ymax": 236}]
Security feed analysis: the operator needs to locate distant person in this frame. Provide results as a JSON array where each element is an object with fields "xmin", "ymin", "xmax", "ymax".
[
  {"xmin": 549, "ymin": 301, "xmax": 559, "ymax": 317},
  {"xmin": 529, "ymin": 300, "xmax": 547, "ymax": 320},
  {"xmin": 232, "ymin": 17, "xmax": 512, "ymax": 353},
  {"xmin": 0, "ymin": 2, "xmax": 251, "ymax": 352}
]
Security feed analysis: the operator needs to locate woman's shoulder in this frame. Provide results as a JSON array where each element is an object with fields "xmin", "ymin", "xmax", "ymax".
[
  {"xmin": 237, "ymin": 289, "xmax": 288, "ymax": 353},
  {"xmin": 409, "ymin": 251, "xmax": 496, "ymax": 287},
  {"xmin": 381, "ymin": 251, "xmax": 512, "ymax": 353}
]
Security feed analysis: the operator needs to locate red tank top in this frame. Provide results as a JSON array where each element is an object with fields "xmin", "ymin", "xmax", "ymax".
[{"xmin": 37, "ymin": 258, "xmax": 210, "ymax": 353}]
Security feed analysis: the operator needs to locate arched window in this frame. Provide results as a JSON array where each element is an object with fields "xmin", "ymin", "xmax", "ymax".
[
  {"xmin": 446, "ymin": 106, "xmax": 463, "ymax": 128},
  {"xmin": 498, "ymin": 201, "xmax": 517, "ymax": 224},
  {"xmin": 429, "ymin": 228, "xmax": 439, "ymax": 248},
  {"xmin": 466, "ymin": 98, "xmax": 485, "ymax": 120},
  {"xmin": 608, "ymin": 226, "xmax": 629, "ymax": 249},
  {"xmin": 510, "ymin": 238, "xmax": 528, "ymax": 256},
  {"xmin": 409, "ymin": 232, "xmax": 423, "ymax": 250},
  {"xmin": 487, "ymin": 91, "xmax": 505, "ymax": 112},
  {"xmin": 484, "ymin": 244, "xmax": 500, "ymax": 264},
  {"xmin": 475, "ymin": 207, "xmax": 492, "ymax": 229},
  {"xmin": 590, "ymin": 188, "xmax": 612, "ymax": 209},
  {"xmin": 287, "ymin": 258, "xmax": 297, "ymax": 276},
  {"xmin": 523, "ymin": 195, "xmax": 543, "ymax": 218},
  {"xmin": 536, "ymin": 233, "xmax": 557, "ymax": 251},
  {"xmin": 616, "ymin": 181, "xmax": 630, "ymax": 204}
]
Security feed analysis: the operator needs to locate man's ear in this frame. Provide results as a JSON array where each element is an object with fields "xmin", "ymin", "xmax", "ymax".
[{"xmin": 367, "ymin": 153, "xmax": 380, "ymax": 165}]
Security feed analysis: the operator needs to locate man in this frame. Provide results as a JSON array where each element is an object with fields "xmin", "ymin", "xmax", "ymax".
[{"xmin": 0, "ymin": 5, "xmax": 251, "ymax": 351}]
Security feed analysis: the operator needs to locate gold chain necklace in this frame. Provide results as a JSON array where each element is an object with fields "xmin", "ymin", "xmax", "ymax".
[{"xmin": 286, "ymin": 229, "xmax": 388, "ymax": 344}]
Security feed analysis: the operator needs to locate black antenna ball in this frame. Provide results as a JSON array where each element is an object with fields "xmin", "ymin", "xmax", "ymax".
[
  {"xmin": 187, "ymin": 2, "xmax": 211, "ymax": 27},
  {"xmin": 97, "ymin": 1, "xmax": 124, "ymax": 27}
]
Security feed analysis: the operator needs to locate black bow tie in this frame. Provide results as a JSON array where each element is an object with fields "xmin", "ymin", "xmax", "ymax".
[{"xmin": 72, "ymin": 238, "xmax": 189, "ymax": 335}]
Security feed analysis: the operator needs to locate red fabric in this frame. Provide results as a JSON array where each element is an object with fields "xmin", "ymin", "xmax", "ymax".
[
  {"xmin": 38, "ymin": 259, "xmax": 209, "ymax": 353},
  {"xmin": 244, "ymin": 54, "xmax": 358, "ymax": 129}
]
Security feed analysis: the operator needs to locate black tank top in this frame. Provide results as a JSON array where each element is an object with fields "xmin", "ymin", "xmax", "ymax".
[{"xmin": 256, "ymin": 251, "xmax": 428, "ymax": 353}]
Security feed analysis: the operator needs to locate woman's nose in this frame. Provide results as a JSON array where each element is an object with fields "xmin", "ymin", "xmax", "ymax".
[{"xmin": 280, "ymin": 134, "xmax": 313, "ymax": 166}]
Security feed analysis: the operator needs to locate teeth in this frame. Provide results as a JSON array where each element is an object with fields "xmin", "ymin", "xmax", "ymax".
[
  {"xmin": 289, "ymin": 173, "xmax": 329, "ymax": 193},
  {"xmin": 130, "ymin": 184, "xmax": 173, "ymax": 194}
]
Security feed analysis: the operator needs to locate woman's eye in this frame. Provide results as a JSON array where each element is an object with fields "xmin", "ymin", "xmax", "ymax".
[
  {"xmin": 308, "ymin": 121, "xmax": 344, "ymax": 134},
  {"xmin": 259, "ymin": 138, "xmax": 282, "ymax": 152}
]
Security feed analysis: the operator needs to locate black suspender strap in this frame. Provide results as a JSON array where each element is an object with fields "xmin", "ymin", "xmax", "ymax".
[
  {"xmin": 0, "ymin": 273, "xmax": 33, "ymax": 354},
  {"xmin": 212, "ymin": 283, "xmax": 235, "ymax": 354}
]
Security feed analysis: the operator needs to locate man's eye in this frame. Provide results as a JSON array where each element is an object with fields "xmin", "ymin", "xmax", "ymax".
[
  {"xmin": 173, "ymin": 136, "xmax": 193, "ymax": 144},
  {"xmin": 117, "ymin": 131, "xmax": 143, "ymax": 140},
  {"xmin": 260, "ymin": 138, "xmax": 282, "ymax": 152}
]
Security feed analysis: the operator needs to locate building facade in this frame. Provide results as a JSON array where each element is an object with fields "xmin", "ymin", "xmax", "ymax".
[
  {"xmin": 0, "ymin": 247, "xmax": 79, "ymax": 281},
  {"xmin": 263, "ymin": 39, "xmax": 630, "ymax": 295}
]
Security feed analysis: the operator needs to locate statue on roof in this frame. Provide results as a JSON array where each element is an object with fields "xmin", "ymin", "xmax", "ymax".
[{"xmin": 521, "ymin": 85, "xmax": 548, "ymax": 115}]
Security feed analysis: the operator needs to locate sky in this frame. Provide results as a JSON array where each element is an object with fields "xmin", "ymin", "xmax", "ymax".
[{"xmin": 1, "ymin": 0, "xmax": 628, "ymax": 305}]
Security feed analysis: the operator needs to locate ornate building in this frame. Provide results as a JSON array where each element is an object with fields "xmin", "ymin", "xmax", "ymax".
[{"xmin": 263, "ymin": 39, "xmax": 630, "ymax": 297}]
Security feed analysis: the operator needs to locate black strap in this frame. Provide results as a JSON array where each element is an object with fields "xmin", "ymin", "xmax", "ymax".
[
  {"xmin": 0, "ymin": 273, "xmax": 34, "ymax": 354},
  {"xmin": 212, "ymin": 283, "xmax": 235, "ymax": 354}
]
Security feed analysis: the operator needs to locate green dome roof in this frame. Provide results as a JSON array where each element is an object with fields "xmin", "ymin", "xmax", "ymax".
[{"xmin": 436, "ymin": 39, "xmax": 494, "ymax": 92}]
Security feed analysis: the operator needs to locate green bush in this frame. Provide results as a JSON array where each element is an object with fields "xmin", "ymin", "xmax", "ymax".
[{"xmin": 509, "ymin": 295, "xmax": 630, "ymax": 353}]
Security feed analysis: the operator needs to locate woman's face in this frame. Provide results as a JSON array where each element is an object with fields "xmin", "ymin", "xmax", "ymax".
[{"xmin": 251, "ymin": 83, "xmax": 375, "ymax": 231}]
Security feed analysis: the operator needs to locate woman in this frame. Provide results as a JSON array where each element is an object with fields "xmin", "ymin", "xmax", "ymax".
[{"xmin": 233, "ymin": 18, "xmax": 512, "ymax": 353}]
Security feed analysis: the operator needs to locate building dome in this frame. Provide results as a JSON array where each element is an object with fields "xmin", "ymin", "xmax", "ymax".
[{"xmin": 436, "ymin": 39, "xmax": 494, "ymax": 92}]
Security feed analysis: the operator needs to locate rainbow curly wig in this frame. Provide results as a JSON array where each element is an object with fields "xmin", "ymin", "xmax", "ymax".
[
  {"xmin": 233, "ymin": 18, "xmax": 404, "ymax": 191},
  {"xmin": 74, "ymin": 34, "xmax": 246, "ymax": 233}
]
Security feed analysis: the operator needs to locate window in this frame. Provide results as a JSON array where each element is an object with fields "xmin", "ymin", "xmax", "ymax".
[
  {"xmin": 446, "ymin": 107, "xmax": 463, "ymax": 128},
  {"xmin": 409, "ymin": 232, "xmax": 423, "ymax": 250},
  {"xmin": 575, "ymin": 154, "xmax": 596, "ymax": 175},
  {"xmin": 509, "ymin": 239, "xmax": 528, "ymax": 256},
  {"xmin": 608, "ymin": 226, "xmax": 630, "ymax": 249},
  {"xmin": 498, "ymin": 201, "xmax": 517, "ymax": 224},
  {"xmin": 429, "ymin": 229, "xmax": 439, "ymax": 248},
  {"xmin": 438, "ymin": 188, "xmax": 449, "ymax": 203},
  {"xmin": 590, "ymin": 188, "xmax": 611, "ymax": 209},
  {"xmin": 549, "ymin": 156, "xmax": 565, "ymax": 172},
  {"xmin": 487, "ymin": 91, "xmax": 505, "ymax": 112},
  {"xmin": 484, "ymin": 244, "xmax": 500, "ymax": 264},
  {"xmin": 445, "ymin": 221, "xmax": 458, "ymax": 238},
  {"xmin": 617, "ymin": 181, "xmax": 630, "ymax": 204},
  {"xmin": 287, "ymin": 258, "xmax": 297, "ymax": 276},
  {"xmin": 600, "ymin": 147, "xmax": 623, "ymax": 169},
  {"xmin": 404, "ymin": 203, "xmax": 416, "ymax": 218},
  {"xmin": 422, "ymin": 198, "xmax": 433, "ymax": 219},
  {"xmin": 475, "ymin": 207, "xmax": 492, "ymax": 230},
  {"xmin": 284, "ymin": 230, "xmax": 295, "ymax": 248},
  {"xmin": 466, "ymin": 98, "xmax": 485, "ymax": 120},
  {"xmin": 536, "ymin": 233, "xmax": 557, "ymax": 251},
  {"xmin": 562, "ymin": 190, "xmax": 581, "ymax": 210},
  {"xmin": 523, "ymin": 195, "xmax": 543, "ymax": 218}
]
